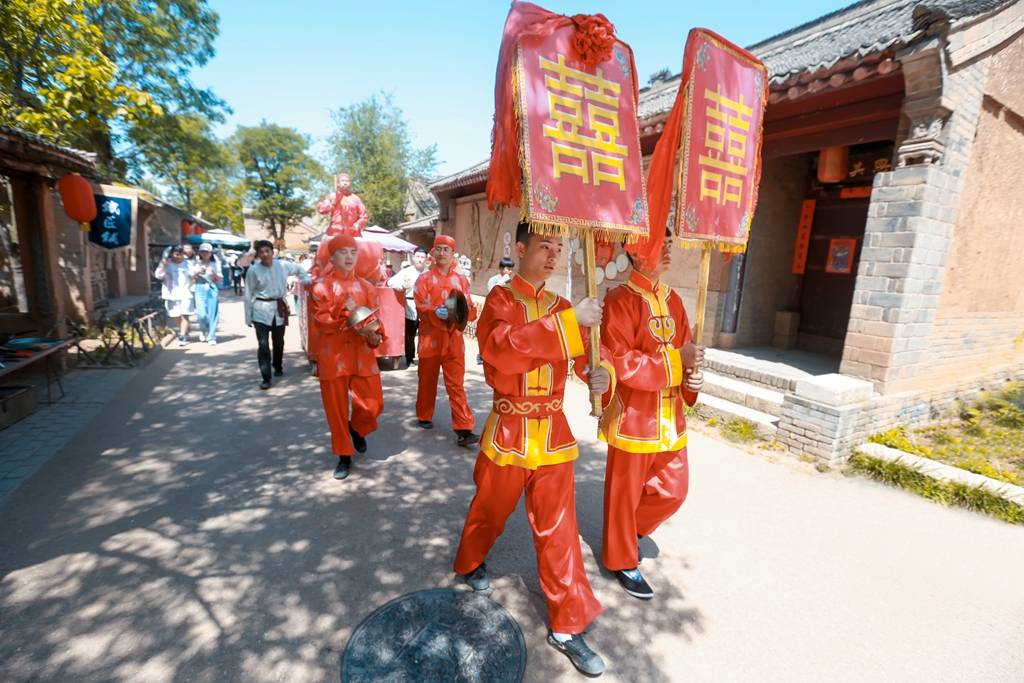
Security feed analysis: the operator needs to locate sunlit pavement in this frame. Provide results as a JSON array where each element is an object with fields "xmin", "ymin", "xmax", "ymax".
[{"xmin": 1, "ymin": 294, "xmax": 1022, "ymax": 682}]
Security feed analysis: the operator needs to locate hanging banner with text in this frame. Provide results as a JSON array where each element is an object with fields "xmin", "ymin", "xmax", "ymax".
[
  {"xmin": 88, "ymin": 185, "xmax": 139, "ymax": 268},
  {"xmin": 515, "ymin": 25, "xmax": 649, "ymax": 241},
  {"xmin": 674, "ymin": 29, "xmax": 768, "ymax": 253}
]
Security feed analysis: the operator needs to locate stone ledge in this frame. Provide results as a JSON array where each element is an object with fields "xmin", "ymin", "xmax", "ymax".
[
  {"xmin": 794, "ymin": 373, "xmax": 875, "ymax": 407},
  {"xmin": 858, "ymin": 442, "xmax": 1024, "ymax": 506}
]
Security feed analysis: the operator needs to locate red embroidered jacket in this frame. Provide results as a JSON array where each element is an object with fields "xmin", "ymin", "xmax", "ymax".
[{"xmin": 599, "ymin": 271, "xmax": 698, "ymax": 453}]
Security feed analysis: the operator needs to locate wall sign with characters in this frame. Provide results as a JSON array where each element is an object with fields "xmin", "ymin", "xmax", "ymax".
[{"xmin": 86, "ymin": 185, "xmax": 139, "ymax": 267}]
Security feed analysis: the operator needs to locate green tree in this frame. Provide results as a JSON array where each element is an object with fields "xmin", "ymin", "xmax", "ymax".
[
  {"xmin": 130, "ymin": 114, "xmax": 226, "ymax": 212},
  {"xmin": 234, "ymin": 122, "xmax": 324, "ymax": 245},
  {"xmin": 0, "ymin": 0, "xmax": 224, "ymax": 173},
  {"xmin": 0, "ymin": 0, "xmax": 160, "ymax": 160},
  {"xmin": 327, "ymin": 92, "xmax": 438, "ymax": 229}
]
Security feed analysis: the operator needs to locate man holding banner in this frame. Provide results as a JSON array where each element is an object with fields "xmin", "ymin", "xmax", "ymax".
[
  {"xmin": 611, "ymin": 26, "xmax": 766, "ymax": 598},
  {"xmin": 599, "ymin": 234, "xmax": 704, "ymax": 599},
  {"xmin": 453, "ymin": 221, "xmax": 610, "ymax": 678}
]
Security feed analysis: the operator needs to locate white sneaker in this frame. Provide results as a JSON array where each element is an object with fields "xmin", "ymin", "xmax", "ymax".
[
  {"xmin": 199, "ymin": 332, "xmax": 207, "ymax": 342},
  {"xmin": 208, "ymin": 339, "xmax": 218, "ymax": 345}
]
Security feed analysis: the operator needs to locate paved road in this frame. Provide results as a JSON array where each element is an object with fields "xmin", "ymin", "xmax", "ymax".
[{"xmin": 1, "ymin": 295, "xmax": 1022, "ymax": 682}]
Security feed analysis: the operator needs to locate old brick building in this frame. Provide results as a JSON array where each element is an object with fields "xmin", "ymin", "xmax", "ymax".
[{"xmin": 431, "ymin": 0, "xmax": 1024, "ymax": 462}]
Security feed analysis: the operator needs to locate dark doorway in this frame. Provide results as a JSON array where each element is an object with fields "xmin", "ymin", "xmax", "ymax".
[{"xmin": 797, "ymin": 196, "xmax": 868, "ymax": 355}]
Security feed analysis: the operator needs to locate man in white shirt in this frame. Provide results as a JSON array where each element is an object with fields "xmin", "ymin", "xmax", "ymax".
[
  {"xmin": 386, "ymin": 246, "xmax": 428, "ymax": 368},
  {"xmin": 244, "ymin": 240, "xmax": 311, "ymax": 389}
]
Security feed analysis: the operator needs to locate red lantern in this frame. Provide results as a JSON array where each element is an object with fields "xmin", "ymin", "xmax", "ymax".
[
  {"xmin": 817, "ymin": 146, "xmax": 849, "ymax": 184},
  {"xmin": 180, "ymin": 219, "xmax": 191, "ymax": 236},
  {"xmin": 57, "ymin": 174, "xmax": 97, "ymax": 231}
]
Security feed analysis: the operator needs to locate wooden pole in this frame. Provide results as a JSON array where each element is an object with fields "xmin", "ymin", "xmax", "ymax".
[
  {"xmin": 692, "ymin": 242, "xmax": 713, "ymax": 349},
  {"xmin": 583, "ymin": 232, "xmax": 602, "ymax": 418}
]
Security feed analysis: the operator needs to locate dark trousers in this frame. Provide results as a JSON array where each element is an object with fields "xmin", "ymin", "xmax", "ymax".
[
  {"xmin": 254, "ymin": 321, "xmax": 285, "ymax": 381},
  {"xmin": 404, "ymin": 317, "xmax": 418, "ymax": 364}
]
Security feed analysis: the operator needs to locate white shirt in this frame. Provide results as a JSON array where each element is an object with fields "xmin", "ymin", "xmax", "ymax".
[
  {"xmin": 387, "ymin": 264, "xmax": 424, "ymax": 320},
  {"xmin": 244, "ymin": 258, "xmax": 309, "ymax": 326},
  {"xmin": 154, "ymin": 260, "xmax": 194, "ymax": 301},
  {"xmin": 487, "ymin": 272, "xmax": 511, "ymax": 293}
]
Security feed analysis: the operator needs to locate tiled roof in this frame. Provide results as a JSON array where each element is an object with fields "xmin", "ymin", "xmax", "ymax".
[
  {"xmin": 0, "ymin": 126, "xmax": 97, "ymax": 175},
  {"xmin": 407, "ymin": 178, "xmax": 439, "ymax": 216},
  {"xmin": 637, "ymin": 0, "xmax": 1015, "ymax": 119},
  {"xmin": 429, "ymin": 159, "xmax": 489, "ymax": 194}
]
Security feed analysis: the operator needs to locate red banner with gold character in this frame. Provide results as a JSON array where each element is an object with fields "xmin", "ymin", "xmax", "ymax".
[
  {"xmin": 674, "ymin": 29, "xmax": 767, "ymax": 253},
  {"xmin": 514, "ymin": 25, "xmax": 648, "ymax": 241}
]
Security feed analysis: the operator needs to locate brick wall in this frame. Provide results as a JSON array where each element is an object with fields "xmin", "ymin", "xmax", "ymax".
[{"xmin": 840, "ymin": 37, "xmax": 995, "ymax": 393}]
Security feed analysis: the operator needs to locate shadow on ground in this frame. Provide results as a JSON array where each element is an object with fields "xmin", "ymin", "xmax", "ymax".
[{"xmin": 0, "ymin": 304, "xmax": 702, "ymax": 682}]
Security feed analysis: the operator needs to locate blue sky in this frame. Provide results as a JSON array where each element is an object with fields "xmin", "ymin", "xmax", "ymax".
[{"xmin": 195, "ymin": 1, "xmax": 853, "ymax": 176}]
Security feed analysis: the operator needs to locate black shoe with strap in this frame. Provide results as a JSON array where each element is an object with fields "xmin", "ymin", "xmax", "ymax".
[
  {"xmin": 259, "ymin": 380, "xmax": 271, "ymax": 390},
  {"xmin": 456, "ymin": 430, "xmax": 480, "ymax": 447},
  {"xmin": 349, "ymin": 425, "xmax": 367, "ymax": 453},
  {"xmin": 614, "ymin": 567, "xmax": 654, "ymax": 600},
  {"xmin": 333, "ymin": 456, "xmax": 352, "ymax": 480},
  {"xmin": 547, "ymin": 632, "xmax": 605, "ymax": 678},
  {"xmin": 417, "ymin": 420, "xmax": 433, "ymax": 429}
]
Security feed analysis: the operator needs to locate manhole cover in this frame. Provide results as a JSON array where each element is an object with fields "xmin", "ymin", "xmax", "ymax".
[{"xmin": 341, "ymin": 588, "xmax": 526, "ymax": 683}]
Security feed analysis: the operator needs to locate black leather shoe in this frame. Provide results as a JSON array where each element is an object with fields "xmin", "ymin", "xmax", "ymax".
[
  {"xmin": 460, "ymin": 563, "xmax": 490, "ymax": 593},
  {"xmin": 274, "ymin": 368, "xmax": 283, "ymax": 377},
  {"xmin": 333, "ymin": 456, "xmax": 352, "ymax": 480},
  {"xmin": 547, "ymin": 632, "xmax": 605, "ymax": 677},
  {"xmin": 417, "ymin": 420, "xmax": 433, "ymax": 429},
  {"xmin": 614, "ymin": 568, "xmax": 654, "ymax": 600},
  {"xmin": 259, "ymin": 380, "xmax": 271, "ymax": 390},
  {"xmin": 456, "ymin": 430, "xmax": 480, "ymax": 447},
  {"xmin": 349, "ymin": 425, "xmax": 367, "ymax": 453}
]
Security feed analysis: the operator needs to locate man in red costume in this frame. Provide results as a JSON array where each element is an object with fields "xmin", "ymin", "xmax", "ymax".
[
  {"xmin": 599, "ymin": 235, "xmax": 704, "ymax": 599},
  {"xmin": 453, "ymin": 222, "xmax": 611, "ymax": 678},
  {"xmin": 413, "ymin": 234, "xmax": 480, "ymax": 447},
  {"xmin": 309, "ymin": 234, "xmax": 385, "ymax": 481},
  {"xmin": 316, "ymin": 172, "xmax": 369, "ymax": 237}
]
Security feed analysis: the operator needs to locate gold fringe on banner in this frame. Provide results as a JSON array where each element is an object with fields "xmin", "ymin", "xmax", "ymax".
[{"xmin": 676, "ymin": 238, "xmax": 749, "ymax": 254}]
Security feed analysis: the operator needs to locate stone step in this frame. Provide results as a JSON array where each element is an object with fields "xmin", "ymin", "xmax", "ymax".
[
  {"xmin": 703, "ymin": 348, "xmax": 819, "ymax": 393},
  {"xmin": 701, "ymin": 370, "xmax": 786, "ymax": 417},
  {"xmin": 696, "ymin": 393, "xmax": 779, "ymax": 438}
]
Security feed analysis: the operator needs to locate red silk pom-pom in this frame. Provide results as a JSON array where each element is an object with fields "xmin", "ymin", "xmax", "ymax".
[{"xmin": 570, "ymin": 13, "xmax": 616, "ymax": 68}]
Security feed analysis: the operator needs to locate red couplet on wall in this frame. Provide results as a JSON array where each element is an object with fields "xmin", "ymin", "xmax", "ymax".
[{"xmin": 791, "ymin": 199, "xmax": 816, "ymax": 275}]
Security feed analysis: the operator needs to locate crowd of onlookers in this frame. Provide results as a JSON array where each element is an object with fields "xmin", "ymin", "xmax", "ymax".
[{"xmin": 153, "ymin": 238, "xmax": 491, "ymax": 354}]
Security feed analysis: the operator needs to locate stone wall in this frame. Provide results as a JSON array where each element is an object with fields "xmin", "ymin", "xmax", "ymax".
[{"xmin": 840, "ymin": 33, "xmax": 996, "ymax": 394}]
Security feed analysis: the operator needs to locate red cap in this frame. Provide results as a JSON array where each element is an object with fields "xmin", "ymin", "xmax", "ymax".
[
  {"xmin": 325, "ymin": 234, "xmax": 357, "ymax": 256},
  {"xmin": 433, "ymin": 234, "xmax": 456, "ymax": 250}
]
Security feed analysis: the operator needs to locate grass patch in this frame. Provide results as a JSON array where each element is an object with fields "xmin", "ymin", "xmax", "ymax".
[
  {"xmin": 868, "ymin": 381, "xmax": 1024, "ymax": 487},
  {"xmin": 848, "ymin": 452, "xmax": 1024, "ymax": 525},
  {"xmin": 721, "ymin": 418, "xmax": 760, "ymax": 444}
]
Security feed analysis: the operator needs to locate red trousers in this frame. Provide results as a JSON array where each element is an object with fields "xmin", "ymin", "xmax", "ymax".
[
  {"xmin": 602, "ymin": 447, "xmax": 689, "ymax": 571},
  {"xmin": 454, "ymin": 453, "xmax": 602, "ymax": 634},
  {"xmin": 319, "ymin": 374, "xmax": 383, "ymax": 456},
  {"xmin": 416, "ymin": 353, "xmax": 474, "ymax": 430}
]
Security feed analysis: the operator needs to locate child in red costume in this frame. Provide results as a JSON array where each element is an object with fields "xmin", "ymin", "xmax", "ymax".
[
  {"xmin": 599, "ymin": 235, "xmax": 704, "ymax": 598},
  {"xmin": 413, "ymin": 234, "xmax": 480, "ymax": 447},
  {"xmin": 309, "ymin": 234, "xmax": 385, "ymax": 480}
]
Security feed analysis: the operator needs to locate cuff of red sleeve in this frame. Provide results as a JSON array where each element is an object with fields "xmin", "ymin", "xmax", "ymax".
[
  {"xmin": 599, "ymin": 359, "xmax": 617, "ymax": 407},
  {"xmin": 554, "ymin": 308, "xmax": 585, "ymax": 360},
  {"xmin": 664, "ymin": 347, "xmax": 684, "ymax": 388}
]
